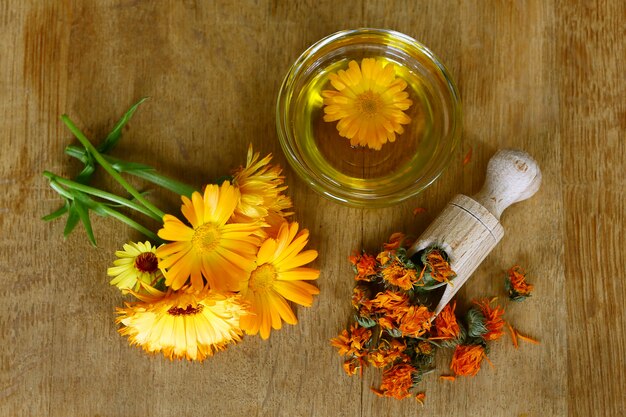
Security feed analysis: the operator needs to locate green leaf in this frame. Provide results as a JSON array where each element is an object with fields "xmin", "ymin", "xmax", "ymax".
[
  {"xmin": 42, "ymin": 201, "xmax": 69, "ymax": 221},
  {"xmin": 73, "ymin": 197, "xmax": 96, "ymax": 246},
  {"xmin": 63, "ymin": 203, "xmax": 80, "ymax": 237},
  {"xmin": 98, "ymin": 97, "xmax": 148, "ymax": 154}
]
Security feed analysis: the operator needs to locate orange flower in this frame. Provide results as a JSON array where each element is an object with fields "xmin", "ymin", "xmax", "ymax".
[
  {"xmin": 381, "ymin": 261, "xmax": 418, "ymax": 290},
  {"xmin": 506, "ymin": 265, "xmax": 534, "ymax": 300},
  {"xmin": 420, "ymin": 250, "xmax": 456, "ymax": 285},
  {"xmin": 349, "ymin": 253, "xmax": 378, "ymax": 281},
  {"xmin": 343, "ymin": 358, "xmax": 365, "ymax": 377},
  {"xmin": 368, "ymin": 339, "xmax": 408, "ymax": 368},
  {"xmin": 397, "ymin": 305, "xmax": 433, "ymax": 338},
  {"xmin": 434, "ymin": 301, "xmax": 461, "ymax": 341},
  {"xmin": 331, "ymin": 323, "xmax": 372, "ymax": 358},
  {"xmin": 322, "ymin": 58, "xmax": 413, "ymax": 150},
  {"xmin": 351, "ymin": 286, "xmax": 367, "ymax": 309},
  {"xmin": 473, "ymin": 298, "xmax": 505, "ymax": 341},
  {"xmin": 371, "ymin": 363, "xmax": 416, "ymax": 400},
  {"xmin": 383, "ymin": 232, "xmax": 406, "ymax": 251},
  {"xmin": 239, "ymin": 222, "xmax": 319, "ymax": 339},
  {"xmin": 367, "ymin": 290, "xmax": 410, "ymax": 312},
  {"xmin": 231, "ymin": 144, "xmax": 293, "ymax": 224},
  {"xmin": 450, "ymin": 344, "xmax": 486, "ymax": 376},
  {"xmin": 377, "ymin": 232, "xmax": 410, "ymax": 265},
  {"xmin": 156, "ymin": 182, "xmax": 262, "ymax": 292}
]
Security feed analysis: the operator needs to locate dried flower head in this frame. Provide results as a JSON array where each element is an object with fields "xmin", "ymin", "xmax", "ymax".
[
  {"xmin": 368, "ymin": 339, "xmax": 408, "ymax": 369},
  {"xmin": 505, "ymin": 265, "xmax": 534, "ymax": 301},
  {"xmin": 381, "ymin": 260, "xmax": 418, "ymax": 290},
  {"xmin": 434, "ymin": 301, "xmax": 464, "ymax": 348},
  {"xmin": 396, "ymin": 305, "xmax": 433, "ymax": 338},
  {"xmin": 450, "ymin": 344, "xmax": 487, "ymax": 376},
  {"xmin": 420, "ymin": 249, "xmax": 456, "ymax": 285},
  {"xmin": 331, "ymin": 323, "xmax": 372, "ymax": 359},
  {"xmin": 473, "ymin": 298, "xmax": 506, "ymax": 341},
  {"xmin": 371, "ymin": 363, "xmax": 417, "ymax": 400},
  {"xmin": 322, "ymin": 58, "xmax": 413, "ymax": 150},
  {"xmin": 349, "ymin": 252, "xmax": 378, "ymax": 282}
]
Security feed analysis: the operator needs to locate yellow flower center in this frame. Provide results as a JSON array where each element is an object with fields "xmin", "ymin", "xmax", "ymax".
[
  {"xmin": 356, "ymin": 91, "xmax": 383, "ymax": 117},
  {"xmin": 248, "ymin": 264, "xmax": 277, "ymax": 292},
  {"xmin": 192, "ymin": 223, "xmax": 221, "ymax": 253}
]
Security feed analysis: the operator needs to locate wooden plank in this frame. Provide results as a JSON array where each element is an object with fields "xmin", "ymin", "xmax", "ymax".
[{"xmin": 556, "ymin": 1, "xmax": 626, "ymax": 416}]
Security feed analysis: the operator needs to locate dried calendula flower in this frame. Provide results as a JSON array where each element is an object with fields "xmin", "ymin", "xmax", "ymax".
[
  {"xmin": 450, "ymin": 344, "xmax": 487, "ymax": 377},
  {"xmin": 505, "ymin": 265, "xmax": 534, "ymax": 301}
]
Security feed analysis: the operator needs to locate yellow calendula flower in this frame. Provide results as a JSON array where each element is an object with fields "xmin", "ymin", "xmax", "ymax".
[
  {"xmin": 107, "ymin": 241, "xmax": 163, "ymax": 291},
  {"xmin": 231, "ymin": 144, "xmax": 293, "ymax": 225},
  {"xmin": 322, "ymin": 58, "xmax": 413, "ymax": 150},
  {"xmin": 239, "ymin": 222, "xmax": 320, "ymax": 339},
  {"xmin": 156, "ymin": 182, "xmax": 262, "ymax": 292},
  {"xmin": 116, "ymin": 286, "xmax": 249, "ymax": 361}
]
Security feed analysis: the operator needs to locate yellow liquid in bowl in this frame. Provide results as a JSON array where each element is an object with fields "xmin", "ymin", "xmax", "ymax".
[{"xmin": 292, "ymin": 58, "xmax": 439, "ymax": 191}]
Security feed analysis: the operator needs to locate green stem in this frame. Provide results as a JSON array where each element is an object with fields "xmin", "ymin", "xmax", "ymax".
[
  {"xmin": 61, "ymin": 115, "xmax": 166, "ymax": 219},
  {"xmin": 65, "ymin": 145, "xmax": 196, "ymax": 197},
  {"xmin": 48, "ymin": 180, "xmax": 161, "ymax": 242},
  {"xmin": 101, "ymin": 206, "xmax": 163, "ymax": 243},
  {"xmin": 43, "ymin": 171, "xmax": 162, "ymax": 222}
]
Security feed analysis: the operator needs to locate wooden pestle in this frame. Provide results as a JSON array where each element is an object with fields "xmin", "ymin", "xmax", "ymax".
[{"xmin": 407, "ymin": 149, "xmax": 542, "ymax": 316}]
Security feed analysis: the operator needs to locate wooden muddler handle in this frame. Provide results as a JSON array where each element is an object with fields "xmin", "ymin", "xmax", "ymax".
[{"xmin": 408, "ymin": 149, "xmax": 542, "ymax": 315}]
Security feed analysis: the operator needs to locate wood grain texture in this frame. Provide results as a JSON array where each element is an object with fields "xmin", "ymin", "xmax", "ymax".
[{"xmin": 0, "ymin": 1, "xmax": 623, "ymax": 416}]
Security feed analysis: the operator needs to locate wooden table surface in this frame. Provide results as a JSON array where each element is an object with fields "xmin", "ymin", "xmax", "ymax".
[{"xmin": 1, "ymin": 1, "xmax": 624, "ymax": 416}]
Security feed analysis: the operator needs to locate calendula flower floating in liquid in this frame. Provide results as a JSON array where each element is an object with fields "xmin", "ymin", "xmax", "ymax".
[
  {"xmin": 107, "ymin": 241, "xmax": 163, "ymax": 291},
  {"xmin": 322, "ymin": 58, "xmax": 413, "ymax": 150},
  {"xmin": 331, "ymin": 232, "xmax": 541, "ymax": 403},
  {"xmin": 43, "ymin": 99, "xmax": 320, "ymax": 361},
  {"xmin": 239, "ymin": 222, "xmax": 320, "ymax": 339}
]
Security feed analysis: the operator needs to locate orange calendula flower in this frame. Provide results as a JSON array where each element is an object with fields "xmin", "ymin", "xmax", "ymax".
[
  {"xmin": 506, "ymin": 265, "xmax": 534, "ymax": 301},
  {"xmin": 351, "ymin": 286, "xmax": 368, "ymax": 309},
  {"xmin": 397, "ymin": 305, "xmax": 433, "ymax": 338},
  {"xmin": 363, "ymin": 290, "xmax": 410, "ymax": 318},
  {"xmin": 343, "ymin": 357, "xmax": 366, "ymax": 377},
  {"xmin": 381, "ymin": 261, "xmax": 418, "ymax": 290},
  {"xmin": 322, "ymin": 58, "xmax": 413, "ymax": 150},
  {"xmin": 434, "ymin": 300, "xmax": 461, "ymax": 343},
  {"xmin": 473, "ymin": 298, "xmax": 506, "ymax": 341},
  {"xmin": 450, "ymin": 344, "xmax": 486, "ymax": 376},
  {"xmin": 156, "ymin": 182, "xmax": 262, "ymax": 292},
  {"xmin": 372, "ymin": 363, "xmax": 416, "ymax": 400},
  {"xmin": 239, "ymin": 222, "xmax": 319, "ymax": 339},
  {"xmin": 349, "ymin": 252, "xmax": 378, "ymax": 281},
  {"xmin": 331, "ymin": 323, "xmax": 372, "ymax": 358},
  {"xmin": 231, "ymin": 144, "xmax": 293, "ymax": 226},
  {"xmin": 368, "ymin": 339, "xmax": 408, "ymax": 368},
  {"xmin": 420, "ymin": 249, "xmax": 456, "ymax": 285},
  {"xmin": 116, "ymin": 286, "xmax": 249, "ymax": 361}
]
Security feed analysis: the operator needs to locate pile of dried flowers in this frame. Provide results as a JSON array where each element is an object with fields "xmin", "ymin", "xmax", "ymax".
[
  {"xmin": 331, "ymin": 233, "xmax": 537, "ymax": 404},
  {"xmin": 43, "ymin": 99, "xmax": 319, "ymax": 361}
]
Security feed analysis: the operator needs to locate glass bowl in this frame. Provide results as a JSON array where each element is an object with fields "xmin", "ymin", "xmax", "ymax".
[{"xmin": 276, "ymin": 28, "xmax": 461, "ymax": 207}]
